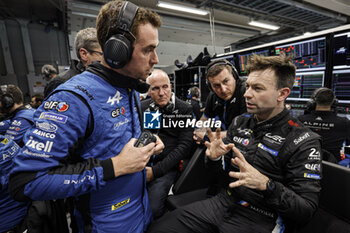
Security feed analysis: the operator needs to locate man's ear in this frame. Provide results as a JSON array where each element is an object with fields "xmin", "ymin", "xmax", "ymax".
[
  {"xmin": 278, "ymin": 87, "xmax": 291, "ymax": 102},
  {"xmin": 79, "ymin": 48, "xmax": 88, "ymax": 63}
]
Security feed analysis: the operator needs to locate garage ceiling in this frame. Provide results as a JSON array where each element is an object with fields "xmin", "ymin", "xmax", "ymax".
[{"xmin": 1, "ymin": 0, "xmax": 350, "ymax": 50}]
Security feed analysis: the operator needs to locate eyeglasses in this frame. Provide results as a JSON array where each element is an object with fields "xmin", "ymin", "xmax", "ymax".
[{"xmin": 85, "ymin": 48, "xmax": 103, "ymax": 56}]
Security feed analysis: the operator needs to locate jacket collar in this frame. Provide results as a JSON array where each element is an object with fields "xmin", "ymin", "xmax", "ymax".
[
  {"xmin": 252, "ymin": 108, "xmax": 290, "ymax": 131},
  {"xmin": 86, "ymin": 61, "xmax": 149, "ymax": 93}
]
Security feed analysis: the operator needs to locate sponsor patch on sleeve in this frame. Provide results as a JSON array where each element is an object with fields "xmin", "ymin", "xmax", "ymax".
[{"xmin": 39, "ymin": 112, "xmax": 68, "ymax": 124}]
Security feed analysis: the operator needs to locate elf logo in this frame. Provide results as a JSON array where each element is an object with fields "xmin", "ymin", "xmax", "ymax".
[
  {"xmin": 233, "ymin": 136, "xmax": 249, "ymax": 146},
  {"xmin": 44, "ymin": 101, "xmax": 69, "ymax": 112},
  {"xmin": 25, "ymin": 136, "xmax": 53, "ymax": 152}
]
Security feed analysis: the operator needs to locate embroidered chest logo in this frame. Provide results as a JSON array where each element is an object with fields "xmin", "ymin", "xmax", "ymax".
[
  {"xmin": 264, "ymin": 133, "xmax": 285, "ymax": 144},
  {"xmin": 107, "ymin": 91, "xmax": 123, "ymax": 105}
]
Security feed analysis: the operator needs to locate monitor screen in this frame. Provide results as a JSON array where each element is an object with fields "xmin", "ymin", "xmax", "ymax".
[
  {"xmin": 289, "ymin": 109, "xmax": 305, "ymax": 118},
  {"xmin": 210, "ymin": 54, "xmax": 235, "ymax": 66},
  {"xmin": 288, "ymin": 71, "xmax": 325, "ymax": 101},
  {"xmin": 237, "ymin": 49, "xmax": 270, "ymax": 76},
  {"xmin": 331, "ymin": 69, "xmax": 350, "ymax": 104},
  {"xmin": 333, "ymin": 32, "xmax": 350, "ymax": 69},
  {"xmin": 275, "ymin": 37, "xmax": 326, "ymax": 71}
]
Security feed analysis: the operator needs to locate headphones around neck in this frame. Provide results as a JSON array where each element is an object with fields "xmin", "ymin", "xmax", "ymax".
[
  {"xmin": 306, "ymin": 87, "xmax": 338, "ymax": 112},
  {"xmin": 103, "ymin": 1, "xmax": 138, "ymax": 69},
  {"xmin": 0, "ymin": 85, "xmax": 14, "ymax": 112},
  {"xmin": 149, "ymin": 93, "xmax": 175, "ymax": 114},
  {"xmin": 205, "ymin": 59, "xmax": 239, "ymax": 92}
]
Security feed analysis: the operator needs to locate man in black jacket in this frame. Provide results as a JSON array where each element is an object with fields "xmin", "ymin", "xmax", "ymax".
[
  {"xmin": 193, "ymin": 59, "xmax": 246, "ymax": 143},
  {"xmin": 187, "ymin": 86, "xmax": 203, "ymax": 121},
  {"xmin": 44, "ymin": 27, "xmax": 103, "ymax": 97},
  {"xmin": 299, "ymin": 87, "xmax": 350, "ymax": 162},
  {"xmin": 148, "ymin": 54, "xmax": 322, "ymax": 233},
  {"xmin": 142, "ymin": 69, "xmax": 194, "ymax": 219}
]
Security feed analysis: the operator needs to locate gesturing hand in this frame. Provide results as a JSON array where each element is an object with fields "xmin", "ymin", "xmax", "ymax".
[
  {"xmin": 204, "ymin": 128, "xmax": 234, "ymax": 160},
  {"xmin": 228, "ymin": 145, "xmax": 269, "ymax": 191}
]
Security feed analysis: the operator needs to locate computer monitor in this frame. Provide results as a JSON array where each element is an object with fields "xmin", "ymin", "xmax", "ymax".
[
  {"xmin": 275, "ymin": 37, "xmax": 326, "ymax": 71},
  {"xmin": 210, "ymin": 54, "xmax": 235, "ymax": 66},
  {"xmin": 333, "ymin": 31, "xmax": 350, "ymax": 69},
  {"xmin": 288, "ymin": 71, "xmax": 325, "ymax": 101},
  {"xmin": 331, "ymin": 69, "xmax": 350, "ymax": 104},
  {"xmin": 237, "ymin": 49, "xmax": 270, "ymax": 76}
]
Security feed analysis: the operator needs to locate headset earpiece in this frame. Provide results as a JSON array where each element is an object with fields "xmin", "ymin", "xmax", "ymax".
[
  {"xmin": 0, "ymin": 85, "xmax": 14, "ymax": 112},
  {"xmin": 103, "ymin": 1, "xmax": 138, "ymax": 69}
]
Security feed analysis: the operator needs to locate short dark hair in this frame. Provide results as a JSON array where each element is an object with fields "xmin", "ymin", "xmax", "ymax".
[
  {"xmin": 246, "ymin": 54, "xmax": 296, "ymax": 90},
  {"xmin": 74, "ymin": 28, "xmax": 99, "ymax": 59},
  {"xmin": 96, "ymin": 0, "xmax": 162, "ymax": 49},
  {"xmin": 206, "ymin": 59, "xmax": 233, "ymax": 80},
  {"xmin": 0, "ymin": 84, "xmax": 23, "ymax": 104},
  {"xmin": 314, "ymin": 87, "xmax": 335, "ymax": 106},
  {"xmin": 32, "ymin": 93, "xmax": 44, "ymax": 103}
]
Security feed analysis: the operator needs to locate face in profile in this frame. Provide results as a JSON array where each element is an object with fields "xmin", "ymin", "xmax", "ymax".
[
  {"xmin": 208, "ymin": 68, "xmax": 236, "ymax": 101},
  {"xmin": 122, "ymin": 23, "xmax": 159, "ymax": 81}
]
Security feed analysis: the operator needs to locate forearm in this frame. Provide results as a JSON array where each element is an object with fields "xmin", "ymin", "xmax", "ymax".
[{"xmin": 10, "ymin": 157, "xmax": 113, "ymax": 202}]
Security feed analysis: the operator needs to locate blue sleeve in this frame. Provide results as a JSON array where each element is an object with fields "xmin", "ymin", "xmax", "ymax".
[
  {"xmin": 5, "ymin": 117, "xmax": 33, "ymax": 145},
  {"xmin": 0, "ymin": 137, "xmax": 20, "ymax": 190},
  {"xmin": 0, "ymin": 119, "xmax": 11, "ymax": 135},
  {"xmin": 10, "ymin": 91, "xmax": 110, "ymax": 201}
]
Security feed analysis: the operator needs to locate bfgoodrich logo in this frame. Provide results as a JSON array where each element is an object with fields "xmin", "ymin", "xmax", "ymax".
[{"xmin": 143, "ymin": 111, "xmax": 221, "ymax": 129}]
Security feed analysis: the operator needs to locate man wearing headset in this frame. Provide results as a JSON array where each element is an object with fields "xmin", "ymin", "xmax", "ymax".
[
  {"xmin": 298, "ymin": 87, "xmax": 350, "ymax": 162},
  {"xmin": 0, "ymin": 84, "xmax": 34, "ymax": 147},
  {"xmin": 0, "ymin": 136, "xmax": 29, "ymax": 233},
  {"xmin": 10, "ymin": 1, "xmax": 164, "ymax": 232},
  {"xmin": 193, "ymin": 59, "xmax": 246, "ymax": 143},
  {"xmin": 141, "ymin": 69, "xmax": 194, "ymax": 219},
  {"xmin": 149, "ymin": 54, "xmax": 321, "ymax": 233},
  {"xmin": 187, "ymin": 86, "xmax": 203, "ymax": 121},
  {"xmin": 41, "ymin": 64, "xmax": 57, "ymax": 81},
  {"xmin": 44, "ymin": 27, "xmax": 103, "ymax": 97}
]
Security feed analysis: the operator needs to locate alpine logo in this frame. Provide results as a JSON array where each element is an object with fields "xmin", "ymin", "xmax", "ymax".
[
  {"xmin": 26, "ymin": 136, "xmax": 53, "ymax": 152},
  {"xmin": 237, "ymin": 128, "xmax": 252, "ymax": 136},
  {"xmin": 111, "ymin": 107, "xmax": 125, "ymax": 118},
  {"xmin": 107, "ymin": 91, "xmax": 123, "ymax": 105},
  {"xmin": 44, "ymin": 101, "xmax": 69, "ymax": 112},
  {"xmin": 12, "ymin": 120, "xmax": 21, "ymax": 126}
]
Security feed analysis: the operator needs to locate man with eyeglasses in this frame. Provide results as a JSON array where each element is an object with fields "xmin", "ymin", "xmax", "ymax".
[{"xmin": 44, "ymin": 27, "xmax": 103, "ymax": 97}]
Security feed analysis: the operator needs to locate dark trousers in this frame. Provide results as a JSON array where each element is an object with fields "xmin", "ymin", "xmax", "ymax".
[
  {"xmin": 147, "ymin": 191, "xmax": 277, "ymax": 233},
  {"xmin": 147, "ymin": 170, "xmax": 177, "ymax": 219}
]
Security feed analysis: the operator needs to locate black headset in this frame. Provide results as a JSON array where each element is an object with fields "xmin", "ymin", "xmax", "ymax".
[
  {"xmin": 0, "ymin": 85, "xmax": 14, "ymax": 112},
  {"xmin": 42, "ymin": 65, "xmax": 57, "ymax": 79},
  {"xmin": 205, "ymin": 59, "xmax": 239, "ymax": 92},
  {"xmin": 187, "ymin": 87, "xmax": 200, "ymax": 99},
  {"xmin": 103, "ymin": 1, "xmax": 138, "ymax": 69},
  {"xmin": 149, "ymin": 94, "xmax": 175, "ymax": 114},
  {"xmin": 306, "ymin": 87, "xmax": 338, "ymax": 112}
]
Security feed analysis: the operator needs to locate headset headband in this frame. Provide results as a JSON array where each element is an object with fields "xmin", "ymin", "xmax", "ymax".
[
  {"xmin": 116, "ymin": 1, "xmax": 138, "ymax": 38},
  {"xmin": 206, "ymin": 60, "xmax": 233, "ymax": 73}
]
